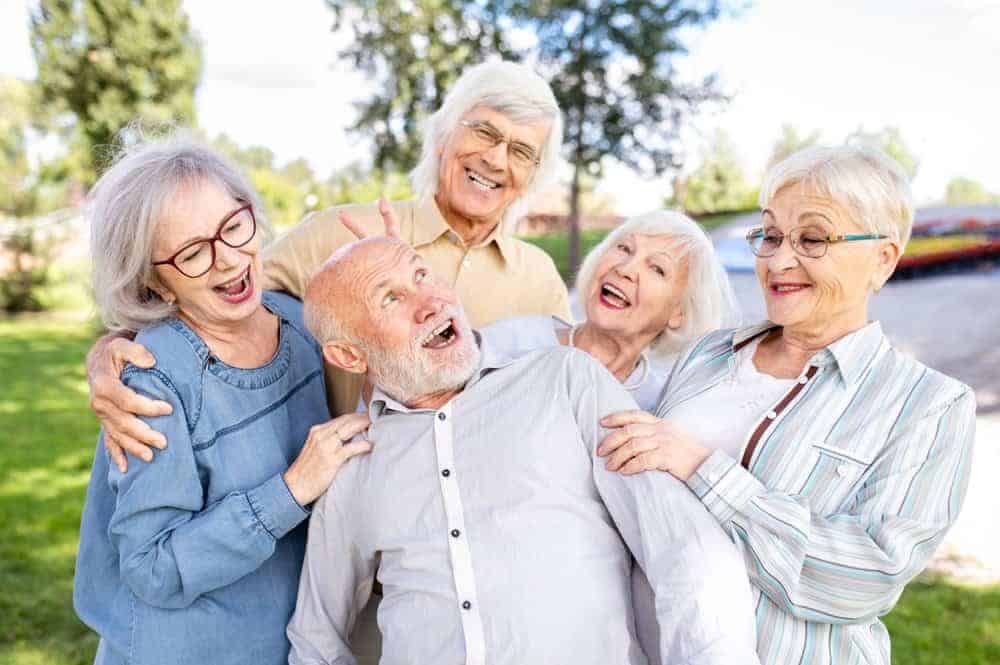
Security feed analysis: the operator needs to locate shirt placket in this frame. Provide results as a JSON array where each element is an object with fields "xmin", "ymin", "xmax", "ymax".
[{"xmin": 432, "ymin": 403, "xmax": 487, "ymax": 665}]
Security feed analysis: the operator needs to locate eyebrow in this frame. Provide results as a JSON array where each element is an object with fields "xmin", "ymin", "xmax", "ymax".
[
  {"xmin": 371, "ymin": 253, "xmax": 421, "ymax": 296},
  {"xmin": 167, "ymin": 203, "xmax": 247, "ymax": 255}
]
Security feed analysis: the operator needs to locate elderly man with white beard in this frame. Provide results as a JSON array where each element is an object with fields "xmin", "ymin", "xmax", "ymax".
[{"xmin": 287, "ymin": 236, "xmax": 758, "ymax": 665}]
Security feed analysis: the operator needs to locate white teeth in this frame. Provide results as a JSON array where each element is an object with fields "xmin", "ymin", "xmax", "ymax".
[
  {"xmin": 467, "ymin": 169, "xmax": 499, "ymax": 189},
  {"xmin": 604, "ymin": 283, "xmax": 626, "ymax": 299},
  {"xmin": 421, "ymin": 320, "xmax": 453, "ymax": 346}
]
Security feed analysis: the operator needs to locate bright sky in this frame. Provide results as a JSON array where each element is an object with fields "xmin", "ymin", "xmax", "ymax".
[{"xmin": 3, "ymin": 0, "xmax": 999, "ymax": 211}]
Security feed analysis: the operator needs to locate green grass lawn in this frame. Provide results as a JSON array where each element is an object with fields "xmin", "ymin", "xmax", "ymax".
[{"xmin": 1, "ymin": 315, "xmax": 998, "ymax": 664}]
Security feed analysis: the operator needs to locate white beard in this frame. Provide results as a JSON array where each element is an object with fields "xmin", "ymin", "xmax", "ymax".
[{"xmin": 366, "ymin": 325, "xmax": 481, "ymax": 406}]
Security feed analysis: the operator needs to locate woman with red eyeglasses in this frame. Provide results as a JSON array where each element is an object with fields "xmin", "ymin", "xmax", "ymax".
[{"xmin": 74, "ymin": 130, "xmax": 369, "ymax": 665}]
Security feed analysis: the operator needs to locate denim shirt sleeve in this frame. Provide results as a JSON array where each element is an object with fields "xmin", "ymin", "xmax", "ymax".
[
  {"xmin": 568, "ymin": 352, "xmax": 758, "ymax": 665},
  {"xmin": 107, "ymin": 368, "xmax": 309, "ymax": 609}
]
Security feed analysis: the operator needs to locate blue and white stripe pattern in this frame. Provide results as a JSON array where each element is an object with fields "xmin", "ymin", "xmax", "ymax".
[{"xmin": 656, "ymin": 321, "xmax": 977, "ymax": 665}]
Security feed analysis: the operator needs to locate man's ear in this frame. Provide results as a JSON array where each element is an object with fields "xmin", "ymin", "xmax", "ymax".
[{"xmin": 322, "ymin": 341, "xmax": 368, "ymax": 375}]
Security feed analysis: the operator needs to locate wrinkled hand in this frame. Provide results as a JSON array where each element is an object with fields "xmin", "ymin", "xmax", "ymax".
[
  {"xmin": 283, "ymin": 412, "xmax": 373, "ymax": 506},
  {"xmin": 88, "ymin": 334, "xmax": 172, "ymax": 473},
  {"xmin": 597, "ymin": 410, "xmax": 711, "ymax": 482},
  {"xmin": 338, "ymin": 197, "xmax": 401, "ymax": 240}
]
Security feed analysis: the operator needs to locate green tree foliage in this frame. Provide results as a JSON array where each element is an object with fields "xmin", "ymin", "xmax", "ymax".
[
  {"xmin": 328, "ymin": 0, "xmax": 730, "ymax": 278},
  {"xmin": 510, "ymin": 0, "xmax": 729, "ymax": 276},
  {"xmin": 945, "ymin": 178, "xmax": 999, "ymax": 205},
  {"xmin": 0, "ymin": 77, "xmax": 38, "ymax": 217},
  {"xmin": 679, "ymin": 130, "xmax": 757, "ymax": 215},
  {"xmin": 326, "ymin": 0, "xmax": 515, "ymax": 173},
  {"xmin": 847, "ymin": 126, "xmax": 919, "ymax": 180},
  {"xmin": 30, "ymin": 0, "xmax": 202, "ymax": 183},
  {"xmin": 767, "ymin": 123, "xmax": 821, "ymax": 169}
]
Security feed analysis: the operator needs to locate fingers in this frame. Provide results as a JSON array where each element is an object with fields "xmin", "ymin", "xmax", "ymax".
[
  {"xmin": 332, "ymin": 413, "xmax": 371, "ymax": 441},
  {"xmin": 110, "ymin": 337, "xmax": 156, "ymax": 370},
  {"xmin": 597, "ymin": 422, "xmax": 658, "ymax": 457},
  {"xmin": 377, "ymin": 198, "xmax": 401, "ymax": 238},
  {"xmin": 605, "ymin": 436, "xmax": 658, "ymax": 472},
  {"xmin": 118, "ymin": 382, "xmax": 173, "ymax": 418},
  {"xmin": 338, "ymin": 211, "xmax": 368, "ymax": 239},
  {"xmin": 600, "ymin": 409, "xmax": 660, "ymax": 428},
  {"xmin": 338, "ymin": 440, "xmax": 373, "ymax": 461},
  {"xmin": 620, "ymin": 452, "xmax": 659, "ymax": 475},
  {"xmin": 112, "ymin": 412, "xmax": 168, "ymax": 450},
  {"xmin": 104, "ymin": 434, "xmax": 129, "ymax": 473}
]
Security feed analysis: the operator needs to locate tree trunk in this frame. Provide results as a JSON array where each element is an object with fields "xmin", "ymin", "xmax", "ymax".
[{"xmin": 568, "ymin": 160, "xmax": 582, "ymax": 282}]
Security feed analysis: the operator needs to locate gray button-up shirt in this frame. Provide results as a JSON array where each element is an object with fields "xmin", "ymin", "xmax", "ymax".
[{"xmin": 287, "ymin": 341, "xmax": 757, "ymax": 665}]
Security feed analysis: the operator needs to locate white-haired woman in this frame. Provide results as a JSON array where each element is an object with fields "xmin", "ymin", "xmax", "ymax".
[
  {"xmin": 599, "ymin": 145, "xmax": 977, "ymax": 665},
  {"xmin": 483, "ymin": 208, "xmax": 738, "ymax": 410},
  {"xmin": 86, "ymin": 60, "xmax": 574, "ymax": 461},
  {"xmin": 74, "ymin": 133, "xmax": 370, "ymax": 665}
]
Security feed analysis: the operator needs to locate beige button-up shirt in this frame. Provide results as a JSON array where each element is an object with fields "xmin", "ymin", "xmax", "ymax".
[{"xmin": 261, "ymin": 197, "xmax": 571, "ymax": 416}]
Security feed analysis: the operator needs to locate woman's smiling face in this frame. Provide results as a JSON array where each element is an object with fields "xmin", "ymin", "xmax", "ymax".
[
  {"xmin": 585, "ymin": 233, "xmax": 689, "ymax": 344},
  {"xmin": 756, "ymin": 181, "xmax": 896, "ymax": 338},
  {"xmin": 148, "ymin": 179, "xmax": 263, "ymax": 330}
]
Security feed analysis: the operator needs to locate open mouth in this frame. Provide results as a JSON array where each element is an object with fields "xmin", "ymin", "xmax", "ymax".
[
  {"xmin": 213, "ymin": 266, "xmax": 253, "ymax": 303},
  {"xmin": 465, "ymin": 168, "xmax": 501, "ymax": 191},
  {"xmin": 770, "ymin": 282, "xmax": 812, "ymax": 295},
  {"xmin": 599, "ymin": 283, "xmax": 632, "ymax": 309},
  {"xmin": 421, "ymin": 319, "xmax": 459, "ymax": 349}
]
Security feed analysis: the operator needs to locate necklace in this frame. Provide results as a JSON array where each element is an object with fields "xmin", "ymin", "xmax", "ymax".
[{"xmin": 567, "ymin": 324, "xmax": 649, "ymax": 392}]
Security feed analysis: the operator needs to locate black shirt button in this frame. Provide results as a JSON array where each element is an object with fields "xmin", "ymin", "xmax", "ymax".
[
  {"xmin": 437, "ymin": 412, "xmax": 447, "ymax": 421},
  {"xmin": 441, "ymin": 469, "xmax": 450, "ymax": 477},
  {"xmin": 462, "ymin": 600, "xmax": 472, "ymax": 610},
  {"xmin": 450, "ymin": 529, "xmax": 460, "ymax": 538}
]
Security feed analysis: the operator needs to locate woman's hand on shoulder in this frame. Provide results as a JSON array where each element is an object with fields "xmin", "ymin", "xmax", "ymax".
[
  {"xmin": 597, "ymin": 410, "xmax": 711, "ymax": 482},
  {"xmin": 283, "ymin": 412, "xmax": 373, "ymax": 506},
  {"xmin": 88, "ymin": 333, "xmax": 172, "ymax": 473}
]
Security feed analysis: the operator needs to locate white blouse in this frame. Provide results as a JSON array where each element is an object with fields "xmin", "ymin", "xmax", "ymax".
[{"xmin": 664, "ymin": 336, "xmax": 795, "ymax": 462}]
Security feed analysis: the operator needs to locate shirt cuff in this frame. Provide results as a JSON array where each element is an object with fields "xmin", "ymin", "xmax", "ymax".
[
  {"xmin": 246, "ymin": 472, "xmax": 310, "ymax": 539},
  {"xmin": 686, "ymin": 449, "xmax": 767, "ymax": 526}
]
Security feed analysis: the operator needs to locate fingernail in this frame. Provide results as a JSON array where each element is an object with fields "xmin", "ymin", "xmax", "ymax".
[{"xmin": 143, "ymin": 451, "xmax": 153, "ymax": 462}]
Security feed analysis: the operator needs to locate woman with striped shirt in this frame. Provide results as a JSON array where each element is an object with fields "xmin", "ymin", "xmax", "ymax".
[{"xmin": 599, "ymin": 144, "xmax": 976, "ymax": 665}]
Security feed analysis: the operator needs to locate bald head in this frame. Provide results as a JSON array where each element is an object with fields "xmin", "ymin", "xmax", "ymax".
[{"xmin": 304, "ymin": 236, "xmax": 412, "ymax": 345}]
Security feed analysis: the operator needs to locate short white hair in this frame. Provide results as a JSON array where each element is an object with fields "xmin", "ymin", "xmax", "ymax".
[
  {"xmin": 409, "ymin": 60, "xmax": 563, "ymax": 231},
  {"xmin": 88, "ymin": 128, "xmax": 272, "ymax": 332},
  {"xmin": 575, "ymin": 210, "xmax": 740, "ymax": 359},
  {"xmin": 760, "ymin": 144, "xmax": 914, "ymax": 249}
]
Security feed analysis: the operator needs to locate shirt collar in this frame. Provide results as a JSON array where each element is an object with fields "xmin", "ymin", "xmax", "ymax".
[
  {"xmin": 732, "ymin": 320, "xmax": 886, "ymax": 387},
  {"xmin": 368, "ymin": 330, "xmax": 521, "ymax": 420},
  {"xmin": 412, "ymin": 196, "xmax": 512, "ymax": 263}
]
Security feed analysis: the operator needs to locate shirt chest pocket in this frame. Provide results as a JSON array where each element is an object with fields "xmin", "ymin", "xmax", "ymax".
[{"xmin": 801, "ymin": 442, "xmax": 875, "ymax": 515}]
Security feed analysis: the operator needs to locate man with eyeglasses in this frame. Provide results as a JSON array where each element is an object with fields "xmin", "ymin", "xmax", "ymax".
[{"xmin": 85, "ymin": 60, "xmax": 572, "ymax": 466}]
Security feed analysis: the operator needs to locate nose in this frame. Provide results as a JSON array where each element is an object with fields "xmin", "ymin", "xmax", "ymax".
[
  {"xmin": 213, "ymin": 239, "xmax": 242, "ymax": 271},
  {"xmin": 612, "ymin": 254, "xmax": 638, "ymax": 282},
  {"xmin": 414, "ymin": 292, "xmax": 444, "ymax": 325},
  {"xmin": 765, "ymin": 234, "xmax": 799, "ymax": 273},
  {"xmin": 479, "ymin": 140, "xmax": 509, "ymax": 172}
]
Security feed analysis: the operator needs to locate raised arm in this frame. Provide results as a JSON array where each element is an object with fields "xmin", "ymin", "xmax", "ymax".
[
  {"xmin": 570, "ymin": 357, "xmax": 758, "ymax": 665},
  {"xmin": 287, "ymin": 474, "xmax": 377, "ymax": 665}
]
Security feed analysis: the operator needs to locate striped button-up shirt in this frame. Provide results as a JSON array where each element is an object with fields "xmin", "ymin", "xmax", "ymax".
[
  {"xmin": 655, "ymin": 321, "xmax": 977, "ymax": 665},
  {"xmin": 288, "ymin": 341, "xmax": 758, "ymax": 665}
]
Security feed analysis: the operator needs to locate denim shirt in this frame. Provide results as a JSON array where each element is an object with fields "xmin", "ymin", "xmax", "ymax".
[{"xmin": 74, "ymin": 291, "xmax": 329, "ymax": 665}]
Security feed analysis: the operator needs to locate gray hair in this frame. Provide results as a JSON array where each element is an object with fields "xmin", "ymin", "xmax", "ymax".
[
  {"xmin": 409, "ymin": 60, "xmax": 563, "ymax": 232},
  {"xmin": 759, "ymin": 144, "xmax": 914, "ymax": 249},
  {"xmin": 88, "ymin": 128, "xmax": 272, "ymax": 332},
  {"xmin": 575, "ymin": 210, "xmax": 740, "ymax": 359}
]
